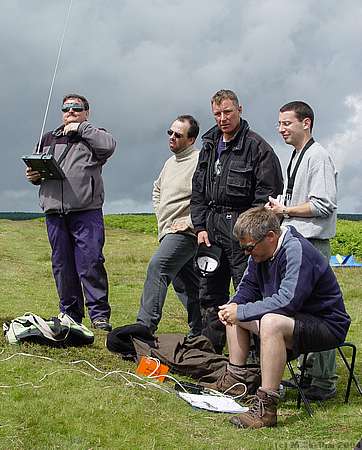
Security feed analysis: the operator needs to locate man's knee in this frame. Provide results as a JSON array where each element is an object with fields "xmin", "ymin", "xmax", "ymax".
[
  {"xmin": 260, "ymin": 313, "xmax": 294, "ymax": 338},
  {"xmin": 147, "ymin": 250, "xmax": 172, "ymax": 277},
  {"xmin": 236, "ymin": 320, "xmax": 259, "ymax": 335}
]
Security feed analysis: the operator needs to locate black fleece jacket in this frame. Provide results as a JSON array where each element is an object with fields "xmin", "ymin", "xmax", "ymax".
[{"xmin": 191, "ymin": 119, "xmax": 284, "ymax": 232}]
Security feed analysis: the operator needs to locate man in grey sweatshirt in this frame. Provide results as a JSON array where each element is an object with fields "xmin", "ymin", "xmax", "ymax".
[
  {"xmin": 26, "ymin": 93, "xmax": 116, "ymax": 331},
  {"xmin": 136, "ymin": 115, "xmax": 201, "ymax": 336},
  {"xmin": 266, "ymin": 101, "xmax": 338, "ymax": 401}
]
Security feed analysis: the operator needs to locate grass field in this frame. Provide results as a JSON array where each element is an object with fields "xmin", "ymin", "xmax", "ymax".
[{"xmin": 0, "ymin": 216, "xmax": 361, "ymax": 450}]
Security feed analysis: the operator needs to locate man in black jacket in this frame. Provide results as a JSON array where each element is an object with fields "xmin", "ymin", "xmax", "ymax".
[{"xmin": 191, "ymin": 89, "xmax": 283, "ymax": 352}]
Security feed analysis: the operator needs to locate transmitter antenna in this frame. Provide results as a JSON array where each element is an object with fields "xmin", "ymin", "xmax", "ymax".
[{"xmin": 36, "ymin": 0, "xmax": 73, "ymax": 153}]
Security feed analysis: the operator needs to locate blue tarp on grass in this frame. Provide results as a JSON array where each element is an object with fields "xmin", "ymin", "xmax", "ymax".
[{"xmin": 330, "ymin": 254, "xmax": 362, "ymax": 267}]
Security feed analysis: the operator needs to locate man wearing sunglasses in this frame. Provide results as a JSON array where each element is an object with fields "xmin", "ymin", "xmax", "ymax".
[
  {"xmin": 25, "ymin": 93, "xmax": 116, "ymax": 331},
  {"xmin": 133, "ymin": 115, "xmax": 202, "ymax": 338},
  {"xmin": 191, "ymin": 89, "xmax": 283, "ymax": 353},
  {"xmin": 212, "ymin": 207, "xmax": 350, "ymax": 429}
]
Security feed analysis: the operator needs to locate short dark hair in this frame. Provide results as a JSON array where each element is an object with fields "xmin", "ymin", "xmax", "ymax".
[
  {"xmin": 176, "ymin": 115, "xmax": 199, "ymax": 139},
  {"xmin": 63, "ymin": 93, "xmax": 89, "ymax": 111},
  {"xmin": 233, "ymin": 207, "xmax": 281, "ymax": 242},
  {"xmin": 280, "ymin": 101, "xmax": 314, "ymax": 131},
  {"xmin": 211, "ymin": 89, "xmax": 239, "ymax": 108}
]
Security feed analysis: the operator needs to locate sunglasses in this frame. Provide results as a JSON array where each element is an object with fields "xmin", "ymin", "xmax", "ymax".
[
  {"xmin": 239, "ymin": 237, "xmax": 265, "ymax": 253},
  {"xmin": 61, "ymin": 103, "xmax": 85, "ymax": 113},
  {"xmin": 167, "ymin": 129, "xmax": 184, "ymax": 139}
]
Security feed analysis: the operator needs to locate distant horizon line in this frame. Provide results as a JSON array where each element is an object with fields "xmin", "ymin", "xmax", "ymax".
[{"xmin": 0, "ymin": 211, "xmax": 361, "ymax": 220}]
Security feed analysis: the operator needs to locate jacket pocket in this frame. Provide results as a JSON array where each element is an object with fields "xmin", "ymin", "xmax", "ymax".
[
  {"xmin": 62, "ymin": 175, "xmax": 94, "ymax": 210},
  {"xmin": 226, "ymin": 162, "xmax": 253, "ymax": 197},
  {"xmin": 39, "ymin": 180, "xmax": 63, "ymax": 213}
]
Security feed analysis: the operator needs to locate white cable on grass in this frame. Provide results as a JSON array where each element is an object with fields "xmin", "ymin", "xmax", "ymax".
[
  {"xmin": 0, "ymin": 382, "xmax": 42, "ymax": 389},
  {"xmin": 0, "ymin": 352, "xmax": 53, "ymax": 362},
  {"xmin": 69, "ymin": 359, "xmax": 108, "ymax": 373},
  {"xmin": 223, "ymin": 382, "xmax": 248, "ymax": 399},
  {"xmin": 145, "ymin": 356, "xmax": 161, "ymax": 377},
  {"xmin": 0, "ymin": 352, "xmax": 241, "ymax": 401},
  {"xmin": 0, "ymin": 352, "xmax": 172, "ymax": 394}
]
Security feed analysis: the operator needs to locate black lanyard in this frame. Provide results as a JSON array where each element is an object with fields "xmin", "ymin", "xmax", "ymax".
[{"xmin": 286, "ymin": 138, "xmax": 314, "ymax": 199}]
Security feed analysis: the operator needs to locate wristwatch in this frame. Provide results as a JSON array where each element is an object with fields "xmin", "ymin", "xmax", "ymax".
[{"xmin": 282, "ymin": 207, "xmax": 290, "ymax": 219}]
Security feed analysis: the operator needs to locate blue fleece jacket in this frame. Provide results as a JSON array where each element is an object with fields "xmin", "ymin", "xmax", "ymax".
[{"xmin": 233, "ymin": 226, "xmax": 350, "ymax": 342}]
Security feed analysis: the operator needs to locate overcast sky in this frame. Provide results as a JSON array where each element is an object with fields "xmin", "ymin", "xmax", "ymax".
[{"xmin": 1, "ymin": 0, "xmax": 362, "ymax": 213}]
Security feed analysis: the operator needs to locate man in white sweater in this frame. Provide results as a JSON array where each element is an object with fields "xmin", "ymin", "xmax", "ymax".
[
  {"xmin": 136, "ymin": 115, "xmax": 201, "ymax": 336},
  {"xmin": 266, "ymin": 101, "xmax": 338, "ymax": 401}
]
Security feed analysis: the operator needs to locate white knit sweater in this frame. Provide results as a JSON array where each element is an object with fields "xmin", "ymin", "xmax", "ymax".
[{"xmin": 152, "ymin": 145, "xmax": 199, "ymax": 241}]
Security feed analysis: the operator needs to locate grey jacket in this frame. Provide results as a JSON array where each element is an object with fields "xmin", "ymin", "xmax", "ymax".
[{"xmin": 34, "ymin": 121, "xmax": 116, "ymax": 214}]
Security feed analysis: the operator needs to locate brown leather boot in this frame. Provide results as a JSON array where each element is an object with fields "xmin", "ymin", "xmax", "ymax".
[
  {"xmin": 203, "ymin": 364, "xmax": 261, "ymax": 397},
  {"xmin": 230, "ymin": 387, "xmax": 279, "ymax": 428},
  {"xmin": 204, "ymin": 366, "xmax": 248, "ymax": 397}
]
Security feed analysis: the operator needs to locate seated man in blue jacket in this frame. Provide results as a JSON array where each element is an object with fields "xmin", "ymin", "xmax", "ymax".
[{"xmin": 212, "ymin": 207, "xmax": 350, "ymax": 429}]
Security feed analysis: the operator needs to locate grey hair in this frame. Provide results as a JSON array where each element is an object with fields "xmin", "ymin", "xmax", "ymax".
[
  {"xmin": 233, "ymin": 207, "xmax": 281, "ymax": 241},
  {"xmin": 211, "ymin": 89, "xmax": 239, "ymax": 108}
]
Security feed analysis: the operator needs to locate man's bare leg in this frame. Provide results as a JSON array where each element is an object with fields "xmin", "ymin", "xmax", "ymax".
[
  {"xmin": 230, "ymin": 314, "xmax": 295, "ymax": 429},
  {"xmin": 226, "ymin": 320, "xmax": 259, "ymax": 365},
  {"xmin": 259, "ymin": 313, "xmax": 295, "ymax": 391},
  {"xmin": 208, "ymin": 320, "xmax": 261, "ymax": 397}
]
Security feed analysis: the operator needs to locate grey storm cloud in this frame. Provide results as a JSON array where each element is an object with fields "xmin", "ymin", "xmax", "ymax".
[{"xmin": 1, "ymin": 0, "xmax": 362, "ymax": 213}]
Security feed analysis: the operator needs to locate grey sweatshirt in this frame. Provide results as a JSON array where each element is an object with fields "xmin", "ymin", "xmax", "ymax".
[
  {"xmin": 152, "ymin": 145, "xmax": 199, "ymax": 241},
  {"xmin": 36, "ymin": 121, "xmax": 116, "ymax": 214},
  {"xmin": 283, "ymin": 141, "xmax": 337, "ymax": 239}
]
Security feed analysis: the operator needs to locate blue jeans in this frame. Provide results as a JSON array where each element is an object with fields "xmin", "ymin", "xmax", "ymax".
[{"xmin": 136, "ymin": 233, "xmax": 201, "ymax": 336}]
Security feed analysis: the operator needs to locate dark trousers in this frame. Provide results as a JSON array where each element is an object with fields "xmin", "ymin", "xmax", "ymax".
[
  {"xmin": 136, "ymin": 233, "xmax": 201, "ymax": 336},
  {"xmin": 46, "ymin": 209, "xmax": 110, "ymax": 323},
  {"xmin": 200, "ymin": 211, "xmax": 248, "ymax": 352},
  {"xmin": 302, "ymin": 238, "xmax": 337, "ymax": 390}
]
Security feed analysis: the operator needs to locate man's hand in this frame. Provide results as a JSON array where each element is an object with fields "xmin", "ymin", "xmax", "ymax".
[
  {"xmin": 25, "ymin": 167, "xmax": 41, "ymax": 183},
  {"xmin": 170, "ymin": 218, "xmax": 189, "ymax": 232},
  {"xmin": 63, "ymin": 122, "xmax": 80, "ymax": 135},
  {"xmin": 218, "ymin": 303, "xmax": 238, "ymax": 325},
  {"xmin": 265, "ymin": 196, "xmax": 284, "ymax": 215},
  {"xmin": 197, "ymin": 230, "xmax": 210, "ymax": 246}
]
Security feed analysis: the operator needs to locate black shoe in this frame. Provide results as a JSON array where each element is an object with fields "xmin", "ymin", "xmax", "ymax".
[
  {"xmin": 92, "ymin": 318, "xmax": 112, "ymax": 332},
  {"xmin": 282, "ymin": 374, "xmax": 312, "ymax": 389},
  {"xmin": 303, "ymin": 386, "xmax": 336, "ymax": 401}
]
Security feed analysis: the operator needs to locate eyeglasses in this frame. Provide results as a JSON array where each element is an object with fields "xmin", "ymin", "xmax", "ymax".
[
  {"xmin": 62, "ymin": 103, "xmax": 85, "ymax": 113},
  {"xmin": 239, "ymin": 237, "xmax": 265, "ymax": 253},
  {"xmin": 167, "ymin": 129, "xmax": 184, "ymax": 139}
]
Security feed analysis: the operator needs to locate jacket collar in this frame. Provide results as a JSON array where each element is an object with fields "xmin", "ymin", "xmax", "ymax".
[
  {"xmin": 201, "ymin": 119, "xmax": 250, "ymax": 151},
  {"xmin": 271, "ymin": 226, "xmax": 288, "ymax": 260}
]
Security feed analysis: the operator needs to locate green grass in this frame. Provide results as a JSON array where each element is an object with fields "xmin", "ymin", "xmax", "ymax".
[
  {"xmin": 0, "ymin": 216, "xmax": 361, "ymax": 450},
  {"xmin": 331, "ymin": 220, "xmax": 362, "ymax": 260}
]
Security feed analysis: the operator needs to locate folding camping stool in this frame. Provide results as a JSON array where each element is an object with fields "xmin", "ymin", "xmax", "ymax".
[{"xmin": 288, "ymin": 342, "xmax": 362, "ymax": 417}]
